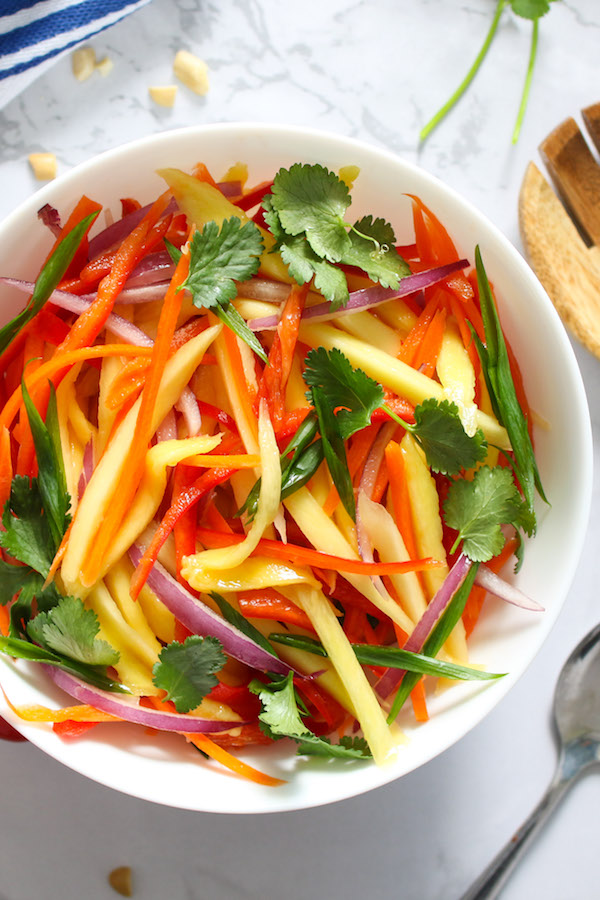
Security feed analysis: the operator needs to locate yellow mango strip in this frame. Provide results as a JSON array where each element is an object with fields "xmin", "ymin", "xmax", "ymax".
[
  {"xmin": 137, "ymin": 581, "xmax": 176, "ymax": 644},
  {"xmin": 237, "ymin": 336, "xmax": 259, "ymax": 395},
  {"xmin": 376, "ymin": 297, "xmax": 418, "ymax": 339},
  {"xmin": 284, "ymin": 487, "xmax": 414, "ymax": 634},
  {"xmin": 400, "ymin": 434, "xmax": 468, "ymax": 664},
  {"xmin": 56, "ymin": 368, "xmax": 84, "ymax": 513},
  {"xmin": 181, "ymin": 403, "xmax": 280, "ymax": 586},
  {"xmin": 182, "ymin": 453, "xmax": 260, "ymax": 468},
  {"xmin": 61, "ymin": 325, "xmax": 221, "ymax": 594},
  {"xmin": 104, "ymin": 559, "xmax": 165, "ymax": 653},
  {"xmin": 87, "ymin": 582, "xmax": 159, "ymax": 694},
  {"xmin": 285, "ymin": 352, "xmax": 311, "ymax": 411},
  {"xmin": 437, "ymin": 317, "xmax": 478, "ymax": 437},
  {"xmin": 234, "ymin": 298, "xmax": 280, "ymax": 321},
  {"xmin": 213, "ymin": 326, "xmax": 259, "ymax": 454},
  {"xmin": 4, "ymin": 701, "xmax": 119, "ymax": 725},
  {"xmin": 358, "ymin": 492, "xmax": 427, "ymax": 625},
  {"xmin": 336, "ymin": 310, "xmax": 402, "ymax": 357},
  {"xmin": 100, "ymin": 435, "xmax": 221, "ymax": 580},
  {"xmin": 67, "ymin": 385, "xmax": 97, "ymax": 448},
  {"xmin": 288, "ymin": 584, "xmax": 402, "ymax": 766},
  {"xmin": 97, "ymin": 353, "xmax": 125, "ymax": 457},
  {"xmin": 183, "ymin": 556, "xmax": 316, "ymax": 594},
  {"xmin": 298, "ymin": 321, "xmax": 509, "ymax": 448},
  {"xmin": 158, "ymin": 168, "xmax": 292, "ymax": 283},
  {"xmin": 476, "ymin": 375, "xmax": 500, "ymax": 469}
]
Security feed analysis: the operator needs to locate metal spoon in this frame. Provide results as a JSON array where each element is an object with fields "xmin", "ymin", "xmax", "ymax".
[{"xmin": 461, "ymin": 622, "xmax": 600, "ymax": 899}]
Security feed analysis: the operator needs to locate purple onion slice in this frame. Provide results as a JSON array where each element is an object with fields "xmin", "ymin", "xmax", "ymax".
[
  {"xmin": 43, "ymin": 665, "xmax": 242, "ymax": 733},
  {"xmin": 128, "ymin": 546, "xmax": 292, "ymax": 677}
]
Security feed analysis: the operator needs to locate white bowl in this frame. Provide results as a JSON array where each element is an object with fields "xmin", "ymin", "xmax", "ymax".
[{"xmin": 0, "ymin": 124, "xmax": 592, "ymax": 813}]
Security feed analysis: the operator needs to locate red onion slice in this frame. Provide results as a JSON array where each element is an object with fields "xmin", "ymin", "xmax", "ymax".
[
  {"xmin": 248, "ymin": 259, "xmax": 470, "ymax": 331},
  {"xmin": 128, "ymin": 546, "xmax": 292, "ymax": 677},
  {"xmin": 376, "ymin": 553, "xmax": 472, "ymax": 698},
  {"xmin": 43, "ymin": 665, "xmax": 241, "ymax": 733},
  {"xmin": 474, "ymin": 565, "xmax": 543, "ymax": 611},
  {"xmin": 87, "ymin": 197, "xmax": 177, "ymax": 259},
  {"xmin": 125, "ymin": 251, "xmax": 175, "ymax": 288},
  {"xmin": 0, "ymin": 278, "xmax": 153, "ymax": 347},
  {"xmin": 175, "ymin": 387, "xmax": 202, "ymax": 437},
  {"xmin": 37, "ymin": 203, "xmax": 62, "ymax": 237}
]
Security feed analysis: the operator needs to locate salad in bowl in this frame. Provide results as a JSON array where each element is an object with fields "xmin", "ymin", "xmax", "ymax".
[{"xmin": 0, "ymin": 125, "xmax": 591, "ymax": 813}]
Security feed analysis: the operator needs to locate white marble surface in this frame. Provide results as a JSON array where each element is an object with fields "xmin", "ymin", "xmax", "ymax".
[{"xmin": 0, "ymin": 1, "xmax": 599, "ymax": 898}]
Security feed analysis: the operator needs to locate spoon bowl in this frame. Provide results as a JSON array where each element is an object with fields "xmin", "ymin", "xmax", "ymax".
[{"xmin": 462, "ymin": 623, "xmax": 600, "ymax": 899}]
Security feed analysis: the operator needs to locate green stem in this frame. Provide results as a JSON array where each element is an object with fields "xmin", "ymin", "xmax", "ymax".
[
  {"xmin": 420, "ymin": 0, "xmax": 506, "ymax": 143},
  {"xmin": 511, "ymin": 18, "xmax": 539, "ymax": 144}
]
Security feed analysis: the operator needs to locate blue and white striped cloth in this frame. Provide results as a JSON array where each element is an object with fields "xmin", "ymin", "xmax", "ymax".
[{"xmin": 0, "ymin": 0, "xmax": 151, "ymax": 108}]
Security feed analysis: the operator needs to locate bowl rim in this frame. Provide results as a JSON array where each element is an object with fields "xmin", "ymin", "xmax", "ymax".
[{"xmin": 0, "ymin": 122, "xmax": 593, "ymax": 813}]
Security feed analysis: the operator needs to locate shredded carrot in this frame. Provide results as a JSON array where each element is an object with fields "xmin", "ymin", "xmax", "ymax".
[
  {"xmin": 195, "ymin": 527, "xmax": 443, "ymax": 577},
  {"xmin": 398, "ymin": 292, "xmax": 440, "ymax": 366},
  {"xmin": 237, "ymin": 588, "xmax": 316, "ymax": 632},
  {"xmin": 82, "ymin": 246, "xmax": 190, "ymax": 585},
  {"xmin": 0, "ymin": 425, "xmax": 12, "ymax": 514},
  {"xmin": 385, "ymin": 441, "xmax": 420, "ymax": 563},
  {"xmin": 413, "ymin": 304, "xmax": 447, "ymax": 378},
  {"xmin": 410, "ymin": 679, "xmax": 429, "ymax": 722},
  {"xmin": 185, "ymin": 732, "xmax": 286, "ymax": 786},
  {"xmin": 0, "ymin": 344, "xmax": 153, "ymax": 432}
]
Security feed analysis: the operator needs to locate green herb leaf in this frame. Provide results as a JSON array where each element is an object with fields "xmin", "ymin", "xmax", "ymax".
[
  {"xmin": 510, "ymin": 0, "xmax": 552, "ymax": 20},
  {"xmin": 0, "ymin": 476, "xmax": 55, "ymax": 576},
  {"xmin": 303, "ymin": 347, "xmax": 384, "ymax": 440},
  {"xmin": 249, "ymin": 672, "xmax": 372, "ymax": 759},
  {"xmin": 406, "ymin": 398, "xmax": 487, "ymax": 475},
  {"xmin": 473, "ymin": 246, "xmax": 546, "ymax": 511},
  {"xmin": 21, "ymin": 380, "xmax": 71, "ymax": 549},
  {"xmin": 181, "ymin": 217, "xmax": 267, "ymax": 361},
  {"xmin": 27, "ymin": 596, "xmax": 119, "ymax": 667},
  {"xmin": 0, "ymin": 212, "xmax": 99, "ymax": 356},
  {"xmin": 152, "ymin": 635, "xmax": 226, "ymax": 714},
  {"xmin": 343, "ymin": 216, "xmax": 410, "ymax": 288},
  {"xmin": 210, "ymin": 591, "xmax": 278, "ymax": 657},
  {"xmin": 444, "ymin": 465, "xmax": 529, "ymax": 562},
  {"xmin": 270, "ymin": 163, "xmax": 352, "ymax": 262}
]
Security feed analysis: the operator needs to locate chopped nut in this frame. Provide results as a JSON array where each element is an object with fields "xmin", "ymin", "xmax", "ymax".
[
  {"xmin": 28, "ymin": 152, "xmax": 57, "ymax": 181},
  {"xmin": 173, "ymin": 49, "xmax": 210, "ymax": 95},
  {"xmin": 108, "ymin": 866, "xmax": 133, "ymax": 897},
  {"xmin": 148, "ymin": 85, "xmax": 178, "ymax": 108},
  {"xmin": 72, "ymin": 46, "xmax": 97, "ymax": 82},
  {"xmin": 95, "ymin": 56, "xmax": 114, "ymax": 77}
]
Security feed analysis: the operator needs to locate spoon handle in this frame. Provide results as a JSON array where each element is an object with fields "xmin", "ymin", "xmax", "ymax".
[{"xmin": 459, "ymin": 765, "xmax": 572, "ymax": 900}]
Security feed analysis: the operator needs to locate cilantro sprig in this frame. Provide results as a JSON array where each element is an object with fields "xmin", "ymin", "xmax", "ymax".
[
  {"xmin": 264, "ymin": 164, "xmax": 410, "ymax": 310},
  {"xmin": 302, "ymin": 347, "xmax": 487, "ymax": 519},
  {"xmin": 249, "ymin": 672, "xmax": 372, "ymax": 760},
  {"xmin": 420, "ymin": 0, "xmax": 559, "ymax": 145},
  {"xmin": 181, "ymin": 217, "xmax": 268, "ymax": 362},
  {"xmin": 152, "ymin": 635, "xmax": 226, "ymax": 714}
]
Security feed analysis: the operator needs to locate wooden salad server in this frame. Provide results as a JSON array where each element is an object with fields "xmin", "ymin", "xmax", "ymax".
[{"xmin": 519, "ymin": 102, "xmax": 600, "ymax": 360}]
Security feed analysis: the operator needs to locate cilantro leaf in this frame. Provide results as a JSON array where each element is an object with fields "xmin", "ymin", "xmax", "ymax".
[
  {"xmin": 0, "ymin": 211, "xmax": 99, "ymax": 356},
  {"xmin": 444, "ymin": 465, "xmax": 527, "ymax": 562},
  {"xmin": 270, "ymin": 163, "xmax": 352, "ymax": 262},
  {"xmin": 152, "ymin": 635, "xmax": 226, "ymax": 714},
  {"xmin": 303, "ymin": 347, "xmax": 384, "ymax": 440},
  {"xmin": 0, "ymin": 475, "xmax": 55, "ymax": 576},
  {"xmin": 184, "ymin": 217, "xmax": 264, "ymax": 307},
  {"xmin": 249, "ymin": 673, "xmax": 372, "ymax": 759},
  {"xmin": 181, "ymin": 217, "xmax": 267, "ymax": 362},
  {"xmin": 408, "ymin": 398, "xmax": 487, "ymax": 475},
  {"xmin": 510, "ymin": 0, "xmax": 553, "ymax": 20},
  {"xmin": 27, "ymin": 596, "xmax": 119, "ymax": 667},
  {"xmin": 295, "ymin": 734, "xmax": 372, "ymax": 760},
  {"xmin": 342, "ymin": 216, "xmax": 410, "ymax": 288}
]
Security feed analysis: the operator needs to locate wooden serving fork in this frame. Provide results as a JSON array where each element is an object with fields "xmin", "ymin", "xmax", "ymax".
[{"xmin": 519, "ymin": 102, "xmax": 600, "ymax": 360}]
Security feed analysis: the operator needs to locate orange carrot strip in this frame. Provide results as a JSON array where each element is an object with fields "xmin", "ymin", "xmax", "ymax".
[
  {"xmin": 398, "ymin": 292, "xmax": 440, "ymax": 366},
  {"xmin": 413, "ymin": 305, "xmax": 447, "ymax": 378},
  {"xmin": 410, "ymin": 679, "xmax": 429, "ymax": 722},
  {"xmin": 185, "ymin": 732, "xmax": 286, "ymax": 786},
  {"xmin": 81, "ymin": 245, "xmax": 189, "ymax": 586},
  {"xmin": 195, "ymin": 527, "xmax": 443, "ymax": 576},
  {"xmin": 237, "ymin": 589, "xmax": 316, "ymax": 632},
  {"xmin": 0, "ymin": 425, "xmax": 12, "ymax": 514},
  {"xmin": 385, "ymin": 441, "xmax": 419, "ymax": 562},
  {"xmin": 0, "ymin": 344, "xmax": 152, "ymax": 432}
]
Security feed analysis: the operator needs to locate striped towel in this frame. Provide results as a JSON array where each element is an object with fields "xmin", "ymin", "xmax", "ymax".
[{"xmin": 0, "ymin": 0, "xmax": 151, "ymax": 108}]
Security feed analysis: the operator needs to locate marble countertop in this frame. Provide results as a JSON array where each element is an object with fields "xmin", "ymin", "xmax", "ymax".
[{"xmin": 1, "ymin": 2, "xmax": 599, "ymax": 898}]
